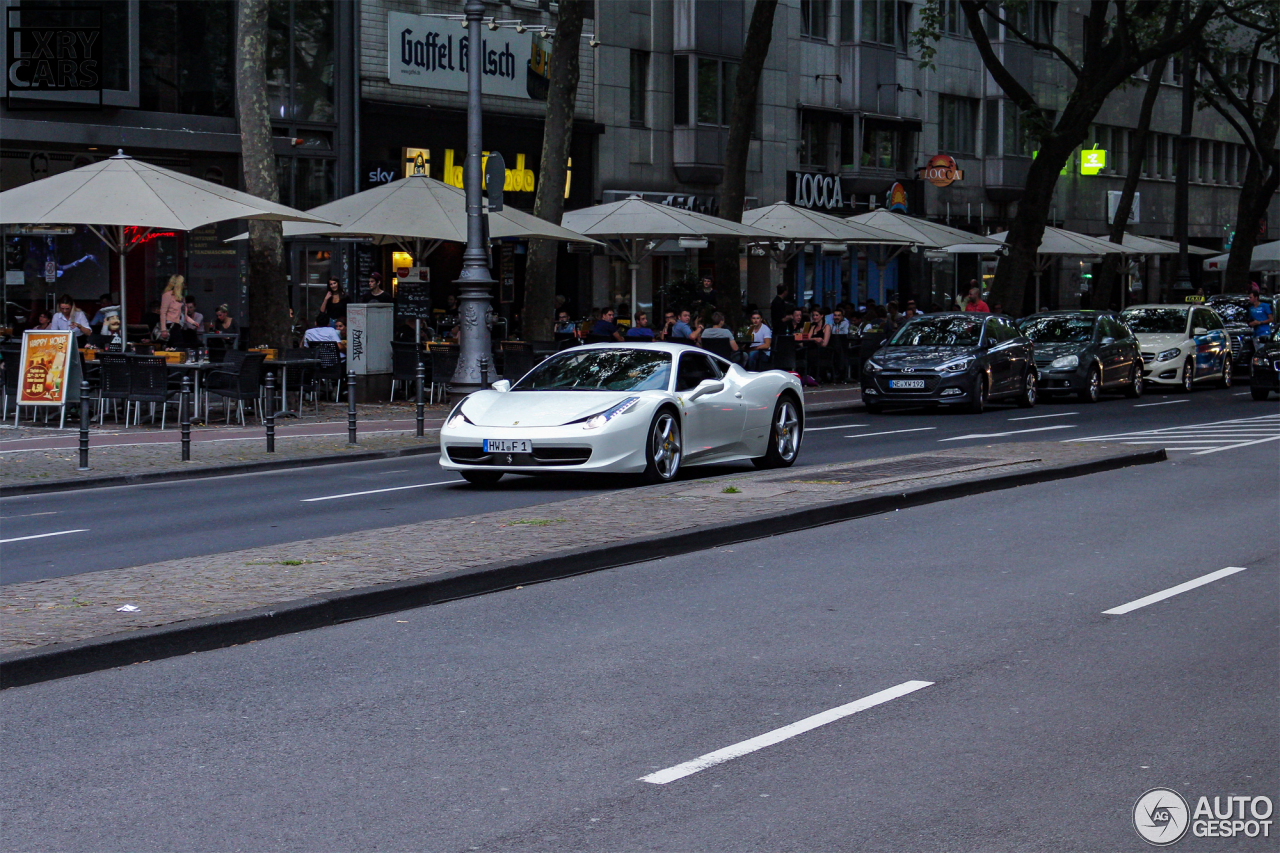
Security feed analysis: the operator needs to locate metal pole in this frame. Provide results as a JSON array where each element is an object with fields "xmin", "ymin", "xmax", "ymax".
[
  {"xmin": 76, "ymin": 379, "xmax": 90, "ymax": 470},
  {"xmin": 180, "ymin": 375, "xmax": 192, "ymax": 461},
  {"xmin": 347, "ymin": 368, "xmax": 358, "ymax": 445},
  {"xmin": 448, "ymin": 0, "xmax": 497, "ymax": 399},
  {"xmin": 415, "ymin": 361, "xmax": 425, "ymax": 437},
  {"xmin": 264, "ymin": 370, "xmax": 276, "ymax": 453}
]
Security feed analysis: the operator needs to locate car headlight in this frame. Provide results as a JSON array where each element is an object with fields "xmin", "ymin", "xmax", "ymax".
[
  {"xmin": 864, "ymin": 359, "xmax": 882, "ymax": 373},
  {"xmin": 1049, "ymin": 354, "xmax": 1079, "ymax": 370},
  {"xmin": 1157, "ymin": 348, "xmax": 1182, "ymax": 362},
  {"xmin": 579, "ymin": 396, "xmax": 641, "ymax": 430},
  {"xmin": 939, "ymin": 356, "xmax": 975, "ymax": 372},
  {"xmin": 1255, "ymin": 355, "xmax": 1269, "ymax": 366},
  {"xmin": 445, "ymin": 402, "xmax": 473, "ymax": 429}
]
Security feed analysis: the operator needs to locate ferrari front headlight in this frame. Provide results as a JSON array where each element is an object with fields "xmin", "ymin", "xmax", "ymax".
[
  {"xmin": 581, "ymin": 396, "xmax": 641, "ymax": 430},
  {"xmin": 445, "ymin": 402, "xmax": 473, "ymax": 429}
]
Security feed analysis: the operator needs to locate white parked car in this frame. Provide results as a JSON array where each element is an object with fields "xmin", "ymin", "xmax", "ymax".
[
  {"xmin": 439, "ymin": 342, "xmax": 804, "ymax": 485},
  {"xmin": 1118, "ymin": 303, "xmax": 1233, "ymax": 391}
]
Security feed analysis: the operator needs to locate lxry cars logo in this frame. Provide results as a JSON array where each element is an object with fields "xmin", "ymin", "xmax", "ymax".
[
  {"xmin": 6, "ymin": 4, "xmax": 102, "ymax": 109},
  {"xmin": 1134, "ymin": 788, "xmax": 1275, "ymax": 845}
]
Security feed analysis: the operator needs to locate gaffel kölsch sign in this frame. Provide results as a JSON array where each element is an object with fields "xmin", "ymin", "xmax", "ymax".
[{"xmin": 388, "ymin": 10, "xmax": 546, "ymax": 101}]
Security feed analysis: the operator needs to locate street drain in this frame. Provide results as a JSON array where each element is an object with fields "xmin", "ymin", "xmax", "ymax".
[{"xmin": 780, "ymin": 455, "xmax": 998, "ymax": 484}]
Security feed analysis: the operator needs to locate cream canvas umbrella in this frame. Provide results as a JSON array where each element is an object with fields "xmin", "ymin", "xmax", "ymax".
[
  {"xmin": 1111, "ymin": 233, "xmax": 1218, "ymax": 256},
  {"xmin": 0, "ymin": 151, "xmax": 335, "ymax": 343},
  {"xmin": 845, "ymin": 209, "xmax": 1005, "ymax": 304},
  {"xmin": 978, "ymin": 226, "xmax": 1141, "ymax": 310},
  {"xmin": 741, "ymin": 202, "xmax": 915, "ymax": 307},
  {"xmin": 560, "ymin": 196, "xmax": 778, "ymax": 318},
  {"xmin": 1204, "ymin": 240, "xmax": 1280, "ymax": 272}
]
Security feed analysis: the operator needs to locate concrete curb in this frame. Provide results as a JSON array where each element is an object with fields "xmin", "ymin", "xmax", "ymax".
[
  {"xmin": 0, "ymin": 447, "xmax": 1165, "ymax": 689},
  {"xmin": 0, "ymin": 443, "xmax": 441, "ymax": 498}
]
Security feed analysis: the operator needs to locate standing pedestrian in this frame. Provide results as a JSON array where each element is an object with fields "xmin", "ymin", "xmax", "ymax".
[{"xmin": 964, "ymin": 282, "xmax": 990, "ymax": 313}]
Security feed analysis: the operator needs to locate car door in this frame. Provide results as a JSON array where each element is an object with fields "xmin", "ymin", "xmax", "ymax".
[
  {"xmin": 675, "ymin": 352, "xmax": 745, "ymax": 460},
  {"xmin": 1190, "ymin": 308, "xmax": 1225, "ymax": 379},
  {"xmin": 1201, "ymin": 308, "xmax": 1230, "ymax": 374},
  {"xmin": 984, "ymin": 318, "xmax": 1018, "ymax": 394},
  {"xmin": 1105, "ymin": 316, "xmax": 1138, "ymax": 383},
  {"xmin": 1096, "ymin": 316, "xmax": 1127, "ymax": 385}
]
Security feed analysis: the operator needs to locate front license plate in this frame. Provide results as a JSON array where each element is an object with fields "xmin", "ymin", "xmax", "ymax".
[
  {"xmin": 483, "ymin": 439, "xmax": 531, "ymax": 453},
  {"xmin": 888, "ymin": 379, "xmax": 926, "ymax": 389}
]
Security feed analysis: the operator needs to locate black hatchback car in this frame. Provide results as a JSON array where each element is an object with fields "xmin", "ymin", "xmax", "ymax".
[
  {"xmin": 861, "ymin": 313, "xmax": 1037, "ymax": 413},
  {"xmin": 1018, "ymin": 311, "xmax": 1144, "ymax": 402},
  {"xmin": 1250, "ymin": 337, "xmax": 1279, "ymax": 400}
]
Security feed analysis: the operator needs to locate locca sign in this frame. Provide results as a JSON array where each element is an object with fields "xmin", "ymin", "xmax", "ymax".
[
  {"xmin": 918, "ymin": 154, "xmax": 964, "ymax": 187},
  {"xmin": 388, "ymin": 10, "xmax": 539, "ymax": 101},
  {"xmin": 789, "ymin": 172, "xmax": 845, "ymax": 211}
]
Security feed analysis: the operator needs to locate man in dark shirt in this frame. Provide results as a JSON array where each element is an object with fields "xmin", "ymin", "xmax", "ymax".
[
  {"xmin": 366, "ymin": 272, "xmax": 394, "ymax": 303},
  {"xmin": 590, "ymin": 308, "xmax": 625, "ymax": 341},
  {"xmin": 770, "ymin": 285, "xmax": 791, "ymax": 333},
  {"xmin": 698, "ymin": 276, "xmax": 718, "ymax": 308}
]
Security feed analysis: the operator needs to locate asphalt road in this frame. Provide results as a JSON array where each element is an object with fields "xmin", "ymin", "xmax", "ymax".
[
  {"xmin": 1, "ymin": 385, "xmax": 1276, "ymax": 584},
  {"xmin": 2, "ymin": 434, "xmax": 1275, "ymax": 852}
]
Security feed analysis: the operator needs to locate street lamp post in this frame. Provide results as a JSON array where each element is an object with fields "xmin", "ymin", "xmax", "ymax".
[{"xmin": 449, "ymin": 0, "xmax": 497, "ymax": 399}]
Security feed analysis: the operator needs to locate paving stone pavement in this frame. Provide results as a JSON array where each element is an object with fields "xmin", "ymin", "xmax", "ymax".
[{"xmin": 0, "ymin": 441, "xmax": 1147, "ymax": 654}]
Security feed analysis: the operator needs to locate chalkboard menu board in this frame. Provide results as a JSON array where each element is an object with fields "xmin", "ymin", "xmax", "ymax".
[
  {"xmin": 354, "ymin": 244, "xmax": 376, "ymax": 301},
  {"xmin": 395, "ymin": 282, "xmax": 433, "ymax": 319}
]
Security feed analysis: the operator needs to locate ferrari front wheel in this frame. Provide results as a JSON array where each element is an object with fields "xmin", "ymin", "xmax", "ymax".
[
  {"xmin": 642, "ymin": 410, "xmax": 682, "ymax": 484},
  {"xmin": 754, "ymin": 395, "xmax": 802, "ymax": 469}
]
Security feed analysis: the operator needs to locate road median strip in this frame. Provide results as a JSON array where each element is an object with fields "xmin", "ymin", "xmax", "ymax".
[{"xmin": 0, "ymin": 441, "xmax": 1163, "ymax": 689}]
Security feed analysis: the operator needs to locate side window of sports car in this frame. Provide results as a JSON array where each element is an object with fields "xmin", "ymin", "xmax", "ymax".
[{"xmin": 676, "ymin": 354, "xmax": 719, "ymax": 391}]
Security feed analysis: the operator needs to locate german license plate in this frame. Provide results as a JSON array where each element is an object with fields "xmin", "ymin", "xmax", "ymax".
[
  {"xmin": 483, "ymin": 439, "xmax": 531, "ymax": 453},
  {"xmin": 888, "ymin": 379, "xmax": 925, "ymax": 389}
]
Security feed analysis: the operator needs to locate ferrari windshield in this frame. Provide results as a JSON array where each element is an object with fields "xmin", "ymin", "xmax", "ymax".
[
  {"xmin": 1120, "ymin": 308, "xmax": 1187, "ymax": 334},
  {"xmin": 890, "ymin": 316, "xmax": 984, "ymax": 347},
  {"xmin": 513, "ymin": 348, "xmax": 672, "ymax": 391},
  {"xmin": 1020, "ymin": 316, "xmax": 1094, "ymax": 344}
]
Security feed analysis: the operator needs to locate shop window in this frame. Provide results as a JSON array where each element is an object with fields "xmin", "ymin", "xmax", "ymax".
[
  {"xmin": 630, "ymin": 50, "xmax": 649, "ymax": 127},
  {"xmin": 674, "ymin": 55, "xmax": 689, "ymax": 126},
  {"xmin": 140, "ymin": 1, "xmax": 235, "ymax": 116},
  {"xmin": 801, "ymin": 0, "xmax": 829, "ymax": 39},
  {"xmin": 939, "ymin": 95, "xmax": 978, "ymax": 155}
]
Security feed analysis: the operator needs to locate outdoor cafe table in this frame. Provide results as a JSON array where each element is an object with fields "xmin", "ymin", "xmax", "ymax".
[
  {"xmin": 163, "ymin": 358, "xmax": 220, "ymax": 420},
  {"xmin": 261, "ymin": 356, "xmax": 319, "ymax": 418}
]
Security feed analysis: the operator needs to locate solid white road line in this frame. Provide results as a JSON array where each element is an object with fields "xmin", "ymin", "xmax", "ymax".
[
  {"xmin": 805, "ymin": 423, "xmax": 869, "ymax": 432},
  {"xmin": 640, "ymin": 680, "xmax": 934, "ymax": 785},
  {"xmin": 1103, "ymin": 567, "xmax": 1247, "ymax": 615},
  {"xmin": 1192, "ymin": 436, "xmax": 1280, "ymax": 455},
  {"xmin": 0, "ymin": 529, "xmax": 89, "ymax": 545},
  {"xmin": 1133, "ymin": 399, "xmax": 1190, "ymax": 407},
  {"xmin": 939, "ymin": 424, "xmax": 1075, "ymax": 442},
  {"xmin": 302, "ymin": 480, "xmax": 457, "ymax": 502},
  {"xmin": 1008, "ymin": 411, "xmax": 1078, "ymax": 421},
  {"xmin": 844, "ymin": 427, "xmax": 936, "ymax": 439}
]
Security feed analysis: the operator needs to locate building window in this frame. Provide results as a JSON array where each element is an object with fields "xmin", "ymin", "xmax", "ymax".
[
  {"xmin": 939, "ymin": 95, "xmax": 978, "ymax": 155},
  {"xmin": 695, "ymin": 57, "xmax": 738, "ymax": 126},
  {"xmin": 800, "ymin": 111, "xmax": 836, "ymax": 170},
  {"xmin": 630, "ymin": 50, "xmax": 649, "ymax": 127},
  {"xmin": 801, "ymin": 0, "xmax": 830, "ymax": 39},
  {"xmin": 862, "ymin": 0, "xmax": 894, "ymax": 45},
  {"xmin": 940, "ymin": 0, "xmax": 966, "ymax": 36},
  {"xmin": 862, "ymin": 123, "xmax": 907, "ymax": 171},
  {"xmin": 140, "ymin": 0, "xmax": 236, "ymax": 117},
  {"xmin": 1001, "ymin": 102, "xmax": 1030, "ymax": 157},
  {"xmin": 266, "ymin": 0, "xmax": 335, "ymax": 123},
  {"xmin": 674, "ymin": 55, "xmax": 690, "ymax": 126},
  {"xmin": 1033, "ymin": 1, "xmax": 1058, "ymax": 41},
  {"xmin": 984, "ymin": 100, "xmax": 1000, "ymax": 156}
]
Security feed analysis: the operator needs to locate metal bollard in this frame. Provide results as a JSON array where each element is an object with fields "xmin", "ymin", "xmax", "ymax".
[
  {"xmin": 347, "ymin": 368, "xmax": 358, "ymax": 445},
  {"xmin": 415, "ymin": 362, "xmax": 425, "ymax": 437},
  {"xmin": 180, "ymin": 375, "xmax": 192, "ymax": 461},
  {"xmin": 480, "ymin": 355, "xmax": 490, "ymax": 389},
  {"xmin": 264, "ymin": 370, "xmax": 276, "ymax": 453},
  {"xmin": 77, "ymin": 379, "xmax": 91, "ymax": 471}
]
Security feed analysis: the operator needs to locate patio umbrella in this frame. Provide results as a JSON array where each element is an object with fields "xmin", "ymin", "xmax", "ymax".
[
  {"xmin": 1204, "ymin": 240, "xmax": 1280, "ymax": 272},
  {"xmin": 560, "ymin": 196, "xmax": 778, "ymax": 318},
  {"xmin": 232, "ymin": 174, "xmax": 600, "ymax": 264},
  {"xmin": 740, "ymin": 202, "xmax": 915, "ymax": 308},
  {"xmin": 979, "ymin": 226, "xmax": 1141, "ymax": 310},
  {"xmin": 0, "ymin": 151, "xmax": 335, "ymax": 343},
  {"xmin": 1108, "ymin": 233, "xmax": 1218, "ymax": 256},
  {"xmin": 844, "ymin": 209, "xmax": 1005, "ymax": 304}
]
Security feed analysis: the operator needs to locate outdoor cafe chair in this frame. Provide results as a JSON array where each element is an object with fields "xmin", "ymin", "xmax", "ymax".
[
  {"xmin": 584, "ymin": 333, "xmax": 617, "ymax": 344},
  {"xmin": 126, "ymin": 355, "xmax": 180, "ymax": 428},
  {"xmin": 427, "ymin": 344, "xmax": 459, "ymax": 405},
  {"xmin": 390, "ymin": 340, "xmax": 426, "ymax": 401},
  {"xmin": 499, "ymin": 341, "xmax": 534, "ymax": 383},
  {"xmin": 772, "ymin": 334, "xmax": 797, "ymax": 373},
  {"xmin": 282, "ymin": 348, "xmax": 320, "ymax": 415},
  {"xmin": 205, "ymin": 335, "xmax": 236, "ymax": 363},
  {"xmin": 308, "ymin": 341, "xmax": 345, "ymax": 401},
  {"xmin": 206, "ymin": 351, "xmax": 266, "ymax": 426},
  {"xmin": 96, "ymin": 353, "xmax": 132, "ymax": 426},
  {"xmin": 700, "ymin": 336, "xmax": 737, "ymax": 362}
]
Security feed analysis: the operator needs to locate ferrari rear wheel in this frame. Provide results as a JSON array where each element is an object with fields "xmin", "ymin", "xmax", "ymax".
[
  {"xmin": 460, "ymin": 470, "xmax": 503, "ymax": 486},
  {"xmin": 642, "ymin": 410, "xmax": 682, "ymax": 484},
  {"xmin": 753, "ymin": 396, "xmax": 802, "ymax": 469}
]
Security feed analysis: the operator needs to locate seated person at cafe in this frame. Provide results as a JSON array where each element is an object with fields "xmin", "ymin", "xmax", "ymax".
[
  {"xmin": 830, "ymin": 306, "xmax": 851, "ymax": 334},
  {"xmin": 625, "ymin": 312, "xmax": 655, "ymax": 340},
  {"xmin": 334, "ymin": 318, "xmax": 348, "ymax": 355},
  {"xmin": 670, "ymin": 309, "xmax": 702, "ymax": 342},
  {"xmin": 590, "ymin": 308, "xmax": 625, "ymax": 341},
  {"xmin": 745, "ymin": 310, "xmax": 772, "ymax": 371},
  {"xmin": 779, "ymin": 307, "xmax": 805, "ymax": 337},
  {"xmin": 207, "ymin": 304, "xmax": 238, "ymax": 335},
  {"xmin": 304, "ymin": 312, "xmax": 342, "ymax": 348},
  {"xmin": 808, "ymin": 308, "xmax": 831, "ymax": 347},
  {"xmin": 699, "ymin": 312, "xmax": 740, "ymax": 358},
  {"xmin": 32, "ymin": 310, "xmax": 53, "ymax": 330},
  {"xmin": 50, "ymin": 294, "xmax": 91, "ymax": 336},
  {"xmin": 554, "ymin": 310, "xmax": 578, "ymax": 336}
]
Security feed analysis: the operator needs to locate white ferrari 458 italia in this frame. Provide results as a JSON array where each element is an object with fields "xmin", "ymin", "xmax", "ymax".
[{"xmin": 439, "ymin": 342, "xmax": 804, "ymax": 485}]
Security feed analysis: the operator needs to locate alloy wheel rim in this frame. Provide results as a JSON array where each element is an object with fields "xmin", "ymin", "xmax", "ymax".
[
  {"xmin": 1223, "ymin": 360, "xmax": 1231, "ymax": 385},
  {"xmin": 652, "ymin": 414, "xmax": 681, "ymax": 479},
  {"xmin": 1184, "ymin": 361, "xmax": 1194, "ymax": 390},
  {"xmin": 1026, "ymin": 377, "xmax": 1036, "ymax": 404},
  {"xmin": 1089, "ymin": 369, "xmax": 1100, "ymax": 400},
  {"xmin": 776, "ymin": 401, "xmax": 799, "ymax": 460}
]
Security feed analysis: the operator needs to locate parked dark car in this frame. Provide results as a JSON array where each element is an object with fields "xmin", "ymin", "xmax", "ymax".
[
  {"xmin": 1208, "ymin": 294, "xmax": 1274, "ymax": 373},
  {"xmin": 861, "ymin": 313, "xmax": 1037, "ymax": 414},
  {"xmin": 1250, "ymin": 336, "xmax": 1279, "ymax": 400},
  {"xmin": 1018, "ymin": 310, "xmax": 1143, "ymax": 402}
]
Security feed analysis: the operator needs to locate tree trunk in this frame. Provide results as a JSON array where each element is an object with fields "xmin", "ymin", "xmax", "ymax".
[
  {"xmin": 236, "ymin": 0, "xmax": 289, "ymax": 351},
  {"xmin": 1225, "ymin": 151, "xmax": 1278, "ymax": 293},
  {"xmin": 523, "ymin": 0, "xmax": 585, "ymax": 342},
  {"xmin": 1095, "ymin": 58, "xmax": 1167, "ymax": 311},
  {"xmin": 713, "ymin": 0, "xmax": 779, "ymax": 330}
]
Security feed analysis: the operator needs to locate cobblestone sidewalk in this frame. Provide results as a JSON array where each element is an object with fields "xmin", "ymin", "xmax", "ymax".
[{"xmin": 1, "ymin": 441, "xmax": 1153, "ymax": 654}]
